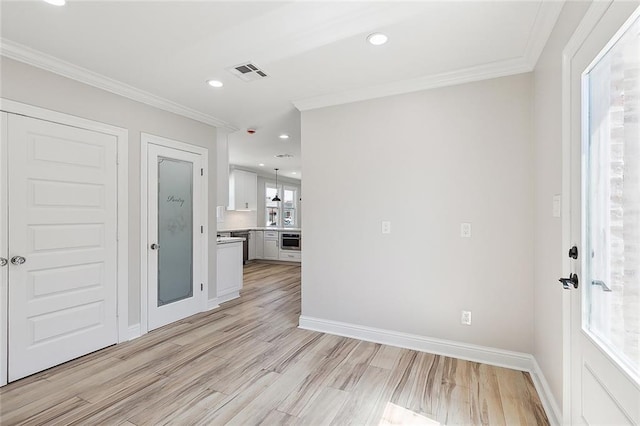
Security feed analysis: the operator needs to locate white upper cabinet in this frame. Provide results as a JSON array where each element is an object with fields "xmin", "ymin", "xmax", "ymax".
[{"xmin": 228, "ymin": 169, "xmax": 257, "ymax": 211}]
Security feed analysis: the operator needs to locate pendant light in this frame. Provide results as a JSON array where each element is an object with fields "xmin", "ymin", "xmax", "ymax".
[{"xmin": 272, "ymin": 168, "xmax": 281, "ymax": 202}]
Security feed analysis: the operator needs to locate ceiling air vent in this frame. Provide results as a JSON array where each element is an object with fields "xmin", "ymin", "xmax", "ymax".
[
  {"xmin": 275, "ymin": 154, "xmax": 293, "ymax": 159},
  {"xmin": 226, "ymin": 62, "xmax": 269, "ymax": 82}
]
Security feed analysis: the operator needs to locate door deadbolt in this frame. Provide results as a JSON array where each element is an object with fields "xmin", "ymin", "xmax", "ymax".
[
  {"xmin": 568, "ymin": 246, "xmax": 578, "ymax": 259},
  {"xmin": 150, "ymin": 243, "xmax": 160, "ymax": 250}
]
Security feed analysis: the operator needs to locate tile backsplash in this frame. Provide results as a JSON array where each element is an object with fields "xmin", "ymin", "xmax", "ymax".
[{"xmin": 218, "ymin": 209, "xmax": 257, "ymax": 230}]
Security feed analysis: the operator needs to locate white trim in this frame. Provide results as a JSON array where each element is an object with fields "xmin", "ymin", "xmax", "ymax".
[
  {"xmin": 560, "ymin": 2, "xmax": 613, "ymax": 423},
  {"xmin": 523, "ymin": 0, "xmax": 565, "ymax": 69},
  {"xmin": 207, "ymin": 298, "xmax": 220, "ymax": 311},
  {"xmin": 530, "ymin": 357, "xmax": 562, "ymax": 426},
  {"xmin": 293, "ymin": 59, "xmax": 531, "ymax": 111},
  {"xmin": 0, "ymin": 99, "xmax": 129, "ymax": 383},
  {"xmin": 299, "ymin": 315, "xmax": 561, "ymax": 424},
  {"xmin": 140, "ymin": 137, "xmax": 150, "ymax": 335},
  {"xmin": 293, "ymin": 1, "xmax": 564, "ymax": 111},
  {"xmin": 0, "ymin": 112, "xmax": 7, "ymax": 387},
  {"xmin": 216, "ymin": 291, "xmax": 240, "ymax": 305},
  {"xmin": 140, "ymin": 133, "xmax": 209, "ymax": 335},
  {"xmin": 298, "ymin": 316, "xmax": 532, "ymax": 371},
  {"xmin": 0, "ymin": 39, "xmax": 238, "ymax": 132},
  {"xmin": 128, "ymin": 324, "xmax": 141, "ymax": 341}
]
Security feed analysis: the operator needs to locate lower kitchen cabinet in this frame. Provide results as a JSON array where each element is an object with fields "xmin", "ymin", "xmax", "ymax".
[
  {"xmin": 263, "ymin": 239, "xmax": 279, "ymax": 260},
  {"xmin": 254, "ymin": 231, "xmax": 264, "ymax": 259},
  {"xmin": 279, "ymin": 250, "xmax": 301, "ymax": 262}
]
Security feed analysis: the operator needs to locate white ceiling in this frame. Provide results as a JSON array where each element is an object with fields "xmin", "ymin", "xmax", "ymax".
[{"xmin": 0, "ymin": 1, "xmax": 562, "ymax": 180}]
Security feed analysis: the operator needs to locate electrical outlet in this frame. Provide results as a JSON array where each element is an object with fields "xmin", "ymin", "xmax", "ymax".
[
  {"xmin": 382, "ymin": 221, "xmax": 391, "ymax": 234},
  {"xmin": 461, "ymin": 310, "xmax": 472, "ymax": 325},
  {"xmin": 460, "ymin": 222, "xmax": 471, "ymax": 238}
]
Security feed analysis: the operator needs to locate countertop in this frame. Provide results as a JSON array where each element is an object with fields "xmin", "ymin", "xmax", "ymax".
[
  {"xmin": 218, "ymin": 227, "xmax": 301, "ymax": 233},
  {"xmin": 216, "ymin": 237, "xmax": 245, "ymax": 245}
]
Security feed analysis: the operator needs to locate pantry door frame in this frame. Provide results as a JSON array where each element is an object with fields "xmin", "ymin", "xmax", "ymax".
[{"xmin": 0, "ymin": 98, "xmax": 129, "ymax": 387}]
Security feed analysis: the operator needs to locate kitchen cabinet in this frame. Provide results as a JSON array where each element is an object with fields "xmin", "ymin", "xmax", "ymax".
[
  {"xmin": 228, "ymin": 169, "xmax": 257, "ymax": 211},
  {"xmin": 263, "ymin": 230, "xmax": 279, "ymax": 259},
  {"xmin": 254, "ymin": 231, "xmax": 264, "ymax": 259},
  {"xmin": 216, "ymin": 241, "xmax": 243, "ymax": 303},
  {"xmin": 279, "ymin": 250, "xmax": 301, "ymax": 262}
]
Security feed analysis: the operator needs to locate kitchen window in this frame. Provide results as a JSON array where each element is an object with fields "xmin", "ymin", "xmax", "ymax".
[{"xmin": 265, "ymin": 183, "xmax": 298, "ymax": 227}]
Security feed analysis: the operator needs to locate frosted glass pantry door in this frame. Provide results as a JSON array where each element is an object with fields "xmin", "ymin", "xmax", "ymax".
[{"xmin": 147, "ymin": 143, "xmax": 203, "ymax": 330}]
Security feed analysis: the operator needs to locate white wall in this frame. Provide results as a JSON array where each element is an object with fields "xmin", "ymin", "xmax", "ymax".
[
  {"xmin": 301, "ymin": 73, "xmax": 534, "ymax": 353},
  {"xmin": 532, "ymin": 1, "xmax": 589, "ymax": 409},
  {"xmin": 0, "ymin": 58, "xmax": 218, "ymax": 326}
]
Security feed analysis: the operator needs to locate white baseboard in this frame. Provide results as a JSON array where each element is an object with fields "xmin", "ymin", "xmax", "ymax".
[
  {"xmin": 207, "ymin": 298, "xmax": 220, "ymax": 311},
  {"xmin": 298, "ymin": 315, "xmax": 561, "ymax": 425},
  {"xmin": 216, "ymin": 291, "xmax": 239, "ymax": 305},
  {"xmin": 530, "ymin": 357, "xmax": 562, "ymax": 426},
  {"xmin": 299, "ymin": 316, "xmax": 532, "ymax": 370},
  {"xmin": 128, "ymin": 323, "xmax": 141, "ymax": 341}
]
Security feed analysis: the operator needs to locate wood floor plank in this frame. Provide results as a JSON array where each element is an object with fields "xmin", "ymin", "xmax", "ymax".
[
  {"xmin": 0, "ymin": 262, "xmax": 549, "ymax": 426},
  {"xmin": 469, "ymin": 362, "xmax": 507, "ymax": 425},
  {"xmin": 296, "ymin": 386, "xmax": 350, "ymax": 425},
  {"xmin": 330, "ymin": 365, "xmax": 392, "ymax": 425}
]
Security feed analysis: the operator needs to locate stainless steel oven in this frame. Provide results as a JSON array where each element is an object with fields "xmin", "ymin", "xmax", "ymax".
[{"xmin": 280, "ymin": 232, "xmax": 301, "ymax": 251}]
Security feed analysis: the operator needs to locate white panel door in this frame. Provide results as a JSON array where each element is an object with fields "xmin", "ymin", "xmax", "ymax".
[
  {"xmin": 568, "ymin": 3, "xmax": 640, "ymax": 424},
  {"xmin": 147, "ymin": 143, "xmax": 204, "ymax": 330},
  {"xmin": 7, "ymin": 114, "xmax": 118, "ymax": 382}
]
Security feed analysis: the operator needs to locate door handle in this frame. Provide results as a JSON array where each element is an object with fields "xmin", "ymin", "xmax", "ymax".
[
  {"xmin": 150, "ymin": 243, "xmax": 160, "ymax": 250},
  {"xmin": 11, "ymin": 256, "xmax": 26, "ymax": 265},
  {"xmin": 592, "ymin": 280, "xmax": 612, "ymax": 292},
  {"xmin": 559, "ymin": 273, "xmax": 579, "ymax": 289},
  {"xmin": 0, "ymin": 257, "xmax": 7, "ymax": 267}
]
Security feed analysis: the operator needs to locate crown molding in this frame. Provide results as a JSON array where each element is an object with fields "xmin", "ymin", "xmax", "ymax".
[
  {"xmin": 293, "ymin": 0, "xmax": 565, "ymax": 112},
  {"xmin": 0, "ymin": 38, "xmax": 239, "ymax": 132},
  {"xmin": 293, "ymin": 57, "xmax": 531, "ymax": 111},
  {"xmin": 523, "ymin": 0, "xmax": 565, "ymax": 69}
]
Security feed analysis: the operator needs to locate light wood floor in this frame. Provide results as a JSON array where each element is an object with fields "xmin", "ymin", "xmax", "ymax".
[{"xmin": 0, "ymin": 262, "xmax": 548, "ymax": 425}]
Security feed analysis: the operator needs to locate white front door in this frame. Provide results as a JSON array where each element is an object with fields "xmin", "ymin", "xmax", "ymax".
[
  {"xmin": 146, "ymin": 143, "xmax": 204, "ymax": 330},
  {"xmin": 568, "ymin": 3, "xmax": 640, "ymax": 423},
  {"xmin": 7, "ymin": 114, "xmax": 118, "ymax": 382}
]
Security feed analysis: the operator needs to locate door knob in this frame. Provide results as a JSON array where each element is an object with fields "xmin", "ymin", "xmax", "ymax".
[
  {"xmin": 11, "ymin": 256, "xmax": 26, "ymax": 265},
  {"xmin": 150, "ymin": 243, "xmax": 160, "ymax": 250},
  {"xmin": 0, "ymin": 257, "xmax": 7, "ymax": 267},
  {"xmin": 559, "ymin": 273, "xmax": 579, "ymax": 289}
]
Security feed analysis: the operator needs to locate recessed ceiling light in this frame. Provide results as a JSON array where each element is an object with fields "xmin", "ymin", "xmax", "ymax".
[
  {"xmin": 259, "ymin": 163, "xmax": 265, "ymax": 167},
  {"xmin": 279, "ymin": 134, "xmax": 289, "ymax": 139},
  {"xmin": 206, "ymin": 80, "xmax": 223, "ymax": 88},
  {"xmin": 291, "ymin": 172, "xmax": 297, "ymax": 175},
  {"xmin": 367, "ymin": 33, "xmax": 388, "ymax": 46},
  {"xmin": 43, "ymin": 0, "xmax": 65, "ymax": 5}
]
